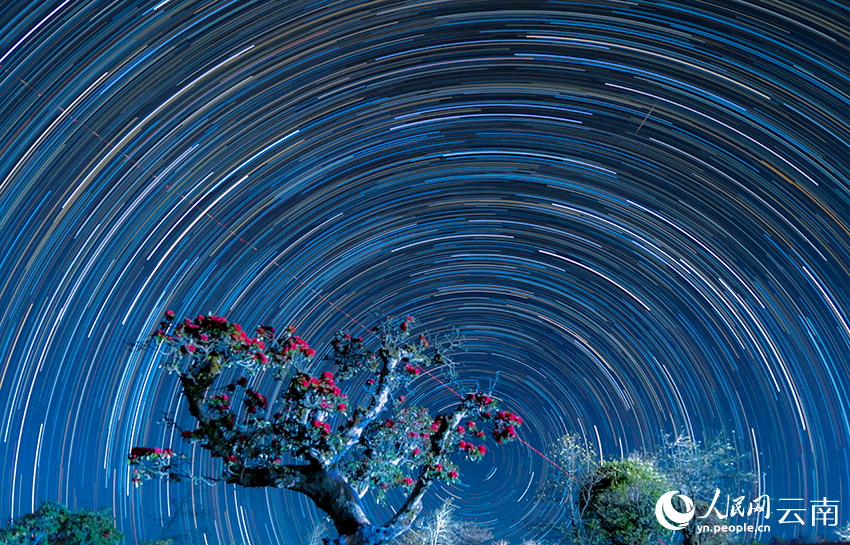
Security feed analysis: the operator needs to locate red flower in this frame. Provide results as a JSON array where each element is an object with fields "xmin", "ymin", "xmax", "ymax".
[
  {"xmin": 449, "ymin": 470, "xmax": 458, "ymax": 479},
  {"xmin": 457, "ymin": 425, "xmax": 465, "ymax": 435},
  {"xmin": 237, "ymin": 376, "xmax": 248, "ymax": 387},
  {"xmin": 435, "ymin": 463, "xmax": 443, "ymax": 471},
  {"xmin": 181, "ymin": 430, "xmax": 192, "ymax": 439},
  {"xmin": 478, "ymin": 445, "xmax": 486, "ymax": 455}
]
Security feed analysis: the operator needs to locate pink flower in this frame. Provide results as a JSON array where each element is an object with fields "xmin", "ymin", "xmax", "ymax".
[
  {"xmin": 321, "ymin": 401, "xmax": 330, "ymax": 409},
  {"xmin": 305, "ymin": 348, "xmax": 316, "ymax": 357},
  {"xmin": 435, "ymin": 463, "xmax": 442, "ymax": 472},
  {"xmin": 478, "ymin": 445, "xmax": 486, "ymax": 455},
  {"xmin": 165, "ymin": 310, "xmax": 175, "ymax": 319},
  {"xmin": 200, "ymin": 333, "xmax": 209, "ymax": 341},
  {"xmin": 337, "ymin": 403, "xmax": 347, "ymax": 411},
  {"xmin": 457, "ymin": 425, "xmax": 465, "ymax": 435},
  {"xmin": 449, "ymin": 470, "xmax": 458, "ymax": 479},
  {"xmin": 403, "ymin": 477, "xmax": 414, "ymax": 486},
  {"xmin": 185, "ymin": 344, "xmax": 197, "ymax": 353},
  {"xmin": 254, "ymin": 352, "xmax": 268, "ymax": 364}
]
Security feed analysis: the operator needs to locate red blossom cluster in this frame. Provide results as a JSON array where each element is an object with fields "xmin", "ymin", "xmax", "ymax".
[
  {"xmin": 293, "ymin": 371, "xmax": 347, "ymax": 404},
  {"xmin": 208, "ymin": 393, "xmax": 231, "ymax": 411},
  {"xmin": 244, "ymin": 388, "xmax": 267, "ymax": 414},
  {"xmin": 312, "ymin": 419, "xmax": 333, "ymax": 436},
  {"xmin": 152, "ymin": 312, "xmax": 316, "ymax": 374},
  {"xmin": 457, "ymin": 440, "xmax": 486, "ymax": 458},
  {"xmin": 128, "ymin": 446, "xmax": 174, "ymax": 461},
  {"xmin": 491, "ymin": 410, "xmax": 522, "ymax": 443}
]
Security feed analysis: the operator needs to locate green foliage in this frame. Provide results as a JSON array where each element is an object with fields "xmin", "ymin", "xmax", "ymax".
[
  {"xmin": 0, "ymin": 501, "xmax": 123, "ymax": 545},
  {"xmin": 583, "ymin": 458, "xmax": 668, "ymax": 545}
]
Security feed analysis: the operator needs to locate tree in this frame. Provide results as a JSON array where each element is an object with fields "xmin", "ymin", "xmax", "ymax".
[
  {"xmin": 400, "ymin": 498, "xmax": 461, "ymax": 545},
  {"xmin": 0, "ymin": 501, "xmax": 123, "ymax": 544},
  {"xmin": 307, "ymin": 518, "xmax": 332, "ymax": 545},
  {"xmin": 836, "ymin": 521, "xmax": 850, "ymax": 542},
  {"xmin": 399, "ymin": 498, "xmax": 493, "ymax": 545},
  {"xmin": 129, "ymin": 313, "xmax": 521, "ymax": 545},
  {"xmin": 655, "ymin": 432, "xmax": 758, "ymax": 545},
  {"xmin": 535, "ymin": 432, "xmax": 605, "ymax": 544},
  {"xmin": 459, "ymin": 523, "xmax": 494, "ymax": 545}
]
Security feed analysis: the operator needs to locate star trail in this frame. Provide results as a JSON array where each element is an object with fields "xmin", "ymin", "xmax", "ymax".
[{"xmin": 1, "ymin": 0, "xmax": 850, "ymax": 543}]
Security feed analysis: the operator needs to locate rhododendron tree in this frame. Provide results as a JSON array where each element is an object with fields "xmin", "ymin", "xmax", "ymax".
[{"xmin": 130, "ymin": 313, "xmax": 521, "ymax": 545}]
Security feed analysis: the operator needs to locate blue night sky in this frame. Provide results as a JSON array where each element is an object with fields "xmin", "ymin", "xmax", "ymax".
[{"xmin": 1, "ymin": 0, "xmax": 849, "ymax": 543}]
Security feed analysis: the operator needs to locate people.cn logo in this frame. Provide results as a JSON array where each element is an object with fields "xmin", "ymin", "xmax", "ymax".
[{"xmin": 655, "ymin": 491, "xmax": 696, "ymax": 530}]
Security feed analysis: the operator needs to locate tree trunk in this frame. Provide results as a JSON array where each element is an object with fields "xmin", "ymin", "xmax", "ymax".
[{"xmin": 300, "ymin": 469, "xmax": 372, "ymax": 539}]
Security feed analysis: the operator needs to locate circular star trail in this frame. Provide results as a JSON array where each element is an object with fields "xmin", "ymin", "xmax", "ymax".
[{"xmin": 1, "ymin": 0, "xmax": 850, "ymax": 542}]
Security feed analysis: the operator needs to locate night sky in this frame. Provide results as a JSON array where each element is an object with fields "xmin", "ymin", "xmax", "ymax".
[{"xmin": 1, "ymin": 0, "xmax": 850, "ymax": 543}]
